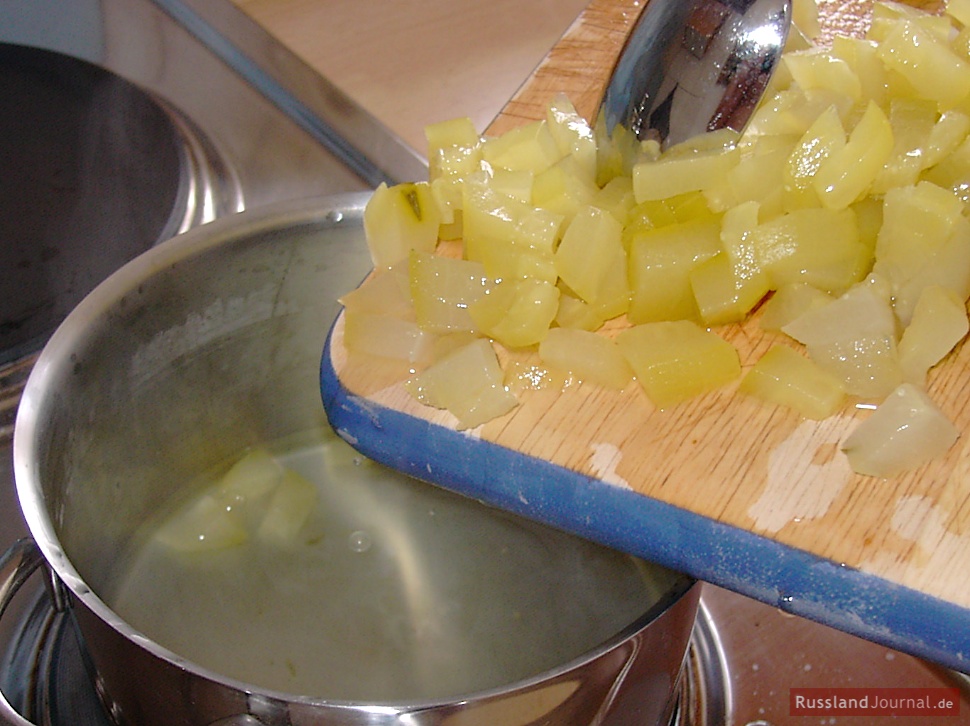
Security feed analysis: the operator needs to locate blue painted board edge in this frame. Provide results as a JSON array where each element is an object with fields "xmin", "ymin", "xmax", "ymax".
[{"xmin": 321, "ymin": 332, "xmax": 970, "ymax": 675}]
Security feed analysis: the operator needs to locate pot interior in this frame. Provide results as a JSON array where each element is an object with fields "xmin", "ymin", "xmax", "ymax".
[
  {"xmin": 15, "ymin": 195, "xmax": 694, "ymax": 706},
  {"xmin": 103, "ymin": 428, "xmax": 687, "ymax": 701}
]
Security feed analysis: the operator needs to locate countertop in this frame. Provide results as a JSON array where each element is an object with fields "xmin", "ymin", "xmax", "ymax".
[{"xmin": 231, "ymin": 0, "xmax": 590, "ymax": 156}]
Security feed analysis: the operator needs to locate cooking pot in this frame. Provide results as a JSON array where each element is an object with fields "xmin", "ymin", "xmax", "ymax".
[{"xmin": 2, "ymin": 194, "xmax": 699, "ymax": 725}]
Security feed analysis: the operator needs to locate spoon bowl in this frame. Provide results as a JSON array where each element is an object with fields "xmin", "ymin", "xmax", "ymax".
[{"xmin": 599, "ymin": 0, "xmax": 792, "ymax": 149}]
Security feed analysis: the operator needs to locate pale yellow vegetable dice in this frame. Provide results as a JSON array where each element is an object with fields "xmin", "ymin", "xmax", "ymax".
[
  {"xmin": 469, "ymin": 277, "xmax": 560, "ymax": 348},
  {"xmin": 481, "ymin": 120, "xmax": 563, "ymax": 174},
  {"xmin": 898, "ymin": 285, "xmax": 970, "ymax": 383},
  {"xmin": 351, "ymin": 6, "xmax": 970, "ymax": 468},
  {"xmin": 792, "ymin": 0, "xmax": 821, "ymax": 39},
  {"xmin": 830, "ymin": 36, "xmax": 888, "ymax": 106},
  {"xmin": 784, "ymin": 104, "xmax": 845, "ymax": 194},
  {"xmin": 425, "ymin": 116, "xmax": 480, "ymax": 156},
  {"xmin": 783, "ymin": 50, "xmax": 863, "ymax": 100},
  {"xmin": 873, "ymin": 181, "xmax": 965, "ymax": 288},
  {"xmin": 405, "ymin": 339, "xmax": 518, "ymax": 429},
  {"xmin": 462, "ymin": 171, "xmax": 563, "ymax": 283},
  {"xmin": 626, "ymin": 191, "xmax": 716, "ymax": 239},
  {"xmin": 616, "ymin": 321, "xmax": 741, "ymax": 409},
  {"xmin": 538, "ymin": 328, "xmax": 634, "ymax": 390},
  {"xmin": 689, "ymin": 254, "xmax": 743, "ymax": 325},
  {"xmin": 427, "ymin": 131, "xmax": 481, "ymax": 234},
  {"xmin": 783, "ymin": 276, "xmax": 903, "ymax": 399},
  {"xmin": 533, "ymin": 156, "xmax": 598, "ymax": 221},
  {"xmin": 759, "ymin": 282, "xmax": 834, "ymax": 332},
  {"xmin": 428, "ymin": 141, "xmax": 482, "ymax": 184},
  {"xmin": 947, "ymin": 0, "xmax": 970, "ymax": 28},
  {"xmin": 546, "ymin": 92, "xmax": 597, "ymax": 182},
  {"xmin": 705, "ymin": 135, "xmax": 794, "ymax": 213},
  {"xmin": 870, "ymin": 3, "xmax": 953, "ymax": 42},
  {"xmin": 152, "ymin": 494, "xmax": 249, "ymax": 553},
  {"xmin": 343, "ymin": 310, "xmax": 436, "ymax": 364},
  {"xmin": 842, "ymin": 383, "xmax": 959, "ymax": 477},
  {"xmin": 462, "ymin": 174, "xmax": 565, "ymax": 283},
  {"xmin": 593, "ymin": 113, "xmax": 639, "ymax": 187},
  {"xmin": 632, "ymin": 143, "xmax": 740, "ymax": 202},
  {"xmin": 363, "ymin": 182, "xmax": 441, "ymax": 268},
  {"xmin": 589, "ymin": 248, "xmax": 632, "ymax": 321},
  {"xmin": 430, "ymin": 177, "xmax": 462, "ymax": 228},
  {"xmin": 922, "ymin": 110, "xmax": 970, "ymax": 169},
  {"xmin": 892, "ymin": 217, "xmax": 970, "ymax": 325},
  {"xmin": 739, "ymin": 344, "xmax": 845, "ymax": 420},
  {"xmin": 951, "ymin": 25, "xmax": 970, "ymax": 65},
  {"xmin": 812, "ymin": 101, "xmax": 894, "ymax": 210},
  {"xmin": 214, "ymin": 448, "xmax": 285, "ymax": 508},
  {"xmin": 746, "ymin": 86, "xmax": 854, "ymax": 138},
  {"xmin": 877, "ymin": 19, "xmax": 970, "ymax": 105},
  {"xmin": 554, "ymin": 205, "xmax": 626, "ymax": 306},
  {"xmin": 593, "ymin": 175, "xmax": 636, "ymax": 225},
  {"xmin": 489, "ymin": 168, "xmax": 534, "ymax": 203},
  {"xmin": 628, "ymin": 218, "xmax": 721, "ymax": 324},
  {"xmin": 921, "ymin": 135, "xmax": 970, "ymax": 203},
  {"xmin": 750, "ymin": 207, "xmax": 867, "ymax": 295},
  {"xmin": 256, "ymin": 469, "xmax": 318, "ymax": 547},
  {"xmin": 689, "ymin": 202, "xmax": 770, "ymax": 325},
  {"xmin": 870, "ymin": 99, "xmax": 938, "ymax": 193},
  {"xmin": 555, "ymin": 293, "xmax": 606, "ymax": 331},
  {"xmin": 488, "ymin": 221, "xmax": 561, "ymax": 284},
  {"xmin": 339, "ymin": 263, "xmax": 412, "ymax": 316},
  {"xmin": 872, "ymin": 182, "xmax": 970, "ymax": 325},
  {"xmin": 462, "ymin": 170, "xmax": 523, "ymax": 254},
  {"xmin": 342, "ymin": 264, "xmax": 437, "ymax": 363},
  {"xmin": 410, "ymin": 251, "xmax": 488, "ymax": 334}
]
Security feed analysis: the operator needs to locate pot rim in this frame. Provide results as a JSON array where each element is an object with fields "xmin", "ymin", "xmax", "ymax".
[{"xmin": 12, "ymin": 192, "xmax": 698, "ymax": 711}]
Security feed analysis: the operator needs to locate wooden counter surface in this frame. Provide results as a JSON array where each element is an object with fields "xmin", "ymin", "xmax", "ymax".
[{"xmin": 231, "ymin": 0, "xmax": 588, "ymax": 154}]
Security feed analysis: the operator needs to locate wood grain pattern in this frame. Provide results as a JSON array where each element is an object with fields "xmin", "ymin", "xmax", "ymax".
[
  {"xmin": 328, "ymin": 0, "xmax": 970, "ymax": 632},
  {"xmin": 486, "ymin": 0, "xmax": 641, "ymax": 135}
]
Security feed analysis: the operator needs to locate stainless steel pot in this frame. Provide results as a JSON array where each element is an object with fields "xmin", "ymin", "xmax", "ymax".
[{"xmin": 3, "ymin": 194, "xmax": 699, "ymax": 726}]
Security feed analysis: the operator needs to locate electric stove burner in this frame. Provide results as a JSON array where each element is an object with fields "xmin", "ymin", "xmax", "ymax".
[
  {"xmin": 669, "ymin": 601, "xmax": 729, "ymax": 726},
  {"xmin": 0, "ymin": 355, "xmax": 35, "ymax": 445},
  {"xmin": 0, "ymin": 42, "xmax": 242, "ymax": 366},
  {"xmin": 0, "ymin": 587, "xmax": 109, "ymax": 726},
  {"xmin": 0, "ymin": 585, "xmax": 726, "ymax": 726}
]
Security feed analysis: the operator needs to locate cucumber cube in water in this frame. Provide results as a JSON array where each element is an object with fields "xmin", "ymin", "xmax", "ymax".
[
  {"xmin": 256, "ymin": 469, "xmax": 317, "ymax": 547},
  {"xmin": 216, "ymin": 448, "xmax": 284, "ymax": 507},
  {"xmin": 151, "ymin": 494, "xmax": 248, "ymax": 553}
]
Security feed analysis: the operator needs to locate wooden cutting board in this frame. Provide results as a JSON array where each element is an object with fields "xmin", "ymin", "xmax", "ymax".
[{"xmin": 322, "ymin": 0, "xmax": 970, "ymax": 672}]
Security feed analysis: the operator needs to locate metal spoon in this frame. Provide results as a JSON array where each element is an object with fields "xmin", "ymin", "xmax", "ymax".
[{"xmin": 599, "ymin": 0, "xmax": 793, "ymax": 150}]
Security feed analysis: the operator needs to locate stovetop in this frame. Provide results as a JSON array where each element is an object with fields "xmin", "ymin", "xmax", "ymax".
[{"xmin": 2, "ymin": 1, "xmax": 970, "ymax": 724}]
